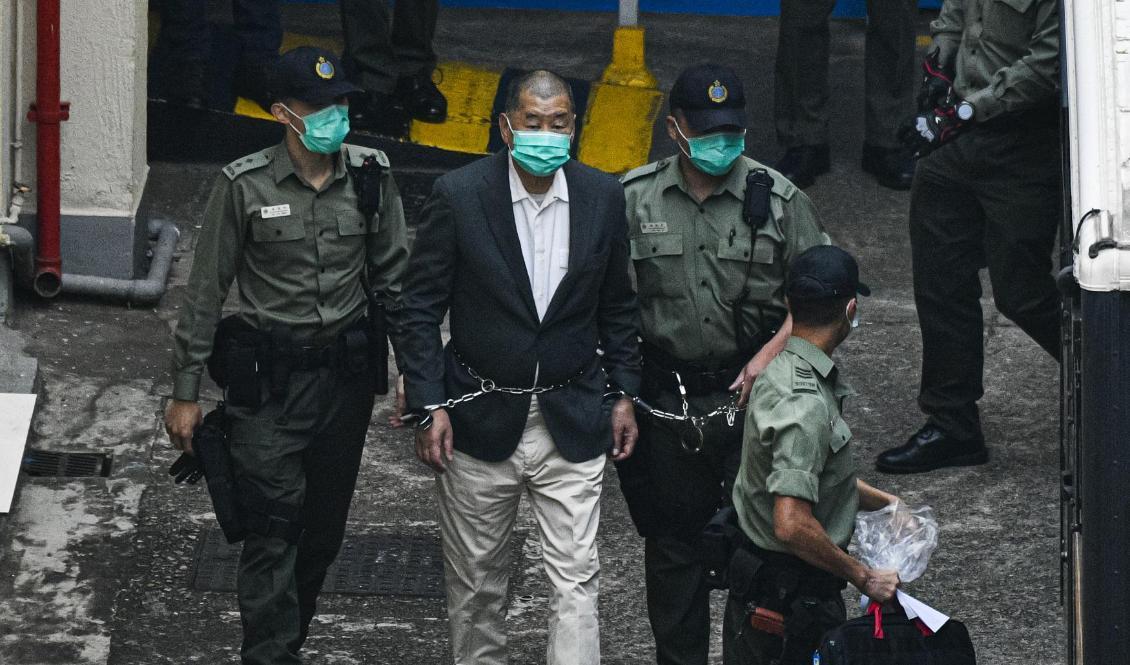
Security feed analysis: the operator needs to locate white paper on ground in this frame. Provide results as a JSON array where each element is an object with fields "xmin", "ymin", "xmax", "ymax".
[
  {"xmin": 0, "ymin": 393, "xmax": 37, "ymax": 513},
  {"xmin": 859, "ymin": 590, "xmax": 950, "ymax": 633}
]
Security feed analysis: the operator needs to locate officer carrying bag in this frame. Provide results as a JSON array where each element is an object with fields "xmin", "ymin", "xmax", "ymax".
[{"xmin": 815, "ymin": 608, "xmax": 977, "ymax": 665}]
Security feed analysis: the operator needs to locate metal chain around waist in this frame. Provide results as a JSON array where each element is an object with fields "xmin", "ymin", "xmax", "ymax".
[
  {"xmin": 633, "ymin": 371, "xmax": 745, "ymax": 454},
  {"xmin": 423, "ymin": 358, "xmax": 588, "ymax": 412}
]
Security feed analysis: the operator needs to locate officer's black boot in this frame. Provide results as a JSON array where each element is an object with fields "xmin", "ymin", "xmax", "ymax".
[
  {"xmin": 861, "ymin": 143, "xmax": 916, "ymax": 190},
  {"xmin": 348, "ymin": 90, "xmax": 411, "ymax": 137},
  {"xmin": 875, "ymin": 424, "xmax": 988, "ymax": 474},
  {"xmin": 395, "ymin": 70, "xmax": 448, "ymax": 123},
  {"xmin": 775, "ymin": 144, "xmax": 830, "ymax": 189}
]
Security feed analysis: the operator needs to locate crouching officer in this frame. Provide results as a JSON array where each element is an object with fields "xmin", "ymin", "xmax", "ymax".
[
  {"xmin": 616, "ymin": 63, "xmax": 828, "ymax": 665},
  {"xmin": 163, "ymin": 46, "xmax": 409, "ymax": 665},
  {"xmin": 724, "ymin": 246, "xmax": 900, "ymax": 664}
]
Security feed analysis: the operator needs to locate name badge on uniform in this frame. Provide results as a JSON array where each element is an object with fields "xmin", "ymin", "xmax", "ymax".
[
  {"xmin": 260, "ymin": 204, "xmax": 291, "ymax": 219},
  {"xmin": 641, "ymin": 221, "xmax": 668, "ymax": 234}
]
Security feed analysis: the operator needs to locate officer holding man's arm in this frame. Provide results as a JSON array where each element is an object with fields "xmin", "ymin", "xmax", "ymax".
[
  {"xmin": 164, "ymin": 47, "xmax": 408, "ymax": 665},
  {"xmin": 616, "ymin": 63, "xmax": 828, "ymax": 665},
  {"xmin": 725, "ymin": 246, "xmax": 899, "ymax": 665}
]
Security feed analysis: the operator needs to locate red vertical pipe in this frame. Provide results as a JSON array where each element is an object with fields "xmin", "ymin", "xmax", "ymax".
[{"xmin": 28, "ymin": 0, "xmax": 69, "ymax": 298}]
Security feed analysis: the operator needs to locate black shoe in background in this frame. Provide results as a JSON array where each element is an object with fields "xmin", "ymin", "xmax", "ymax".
[
  {"xmin": 875, "ymin": 424, "xmax": 988, "ymax": 474},
  {"xmin": 396, "ymin": 70, "xmax": 448, "ymax": 123},
  {"xmin": 861, "ymin": 143, "xmax": 916, "ymax": 190},
  {"xmin": 234, "ymin": 56, "xmax": 278, "ymax": 110},
  {"xmin": 774, "ymin": 144, "xmax": 830, "ymax": 189},
  {"xmin": 348, "ymin": 91, "xmax": 411, "ymax": 138}
]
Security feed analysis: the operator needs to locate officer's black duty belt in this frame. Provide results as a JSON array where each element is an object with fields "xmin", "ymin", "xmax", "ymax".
[{"xmin": 641, "ymin": 342, "xmax": 756, "ymax": 397}]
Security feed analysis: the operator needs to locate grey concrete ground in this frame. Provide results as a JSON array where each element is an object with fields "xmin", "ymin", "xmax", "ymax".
[{"xmin": 0, "ymin": 5, "xmax": 1064, "ymax": 664}]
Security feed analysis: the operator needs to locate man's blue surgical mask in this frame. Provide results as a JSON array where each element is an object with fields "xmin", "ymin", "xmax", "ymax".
[
  {"xmin": 283, "ymin": 103, "xmax": 350, "ymax": 154},
  {"xmin": 504, "ymin": 115, "xmax": 573, "ymax": 177},
  {"xmin": 675, "ymin": 122, "xmax": 746, "ymax": 176}
]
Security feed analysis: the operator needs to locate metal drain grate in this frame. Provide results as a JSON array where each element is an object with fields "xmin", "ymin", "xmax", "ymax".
[
  {"xmin": 191, "ymin": 527, "xmax": 446, "ymax": 598},
  {"xmin": 21, "ymin": 450, "xmax": 112, "ymax": 477}
]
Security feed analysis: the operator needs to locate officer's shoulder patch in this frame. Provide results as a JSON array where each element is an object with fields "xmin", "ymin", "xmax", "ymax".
[
  {"xmin": 792, "ymin": 363, "xmax": 820, "ymax": 394},
  {"xmin": 620, "ymin": 159, "xmax": 663, "ymax": 186},
  {"xmin": 223, "ymin": 149, "xmax": 273, "ymax": 181},
  {"xmin": 343, "ymin": 143, "xmax": 390, "ymax": 169}
]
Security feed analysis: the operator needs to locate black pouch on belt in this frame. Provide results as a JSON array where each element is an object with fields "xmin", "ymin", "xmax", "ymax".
[
  {"xmin": 701, "ymin": 505, "xmax": 741, "ymax": 590},
  {"xmin": 208, "ymin": 315, "xmax": 267, "ymax": 409},
  {"xmin": 338, "ymin": 325, "xmax": 371, "ymax": 378}
]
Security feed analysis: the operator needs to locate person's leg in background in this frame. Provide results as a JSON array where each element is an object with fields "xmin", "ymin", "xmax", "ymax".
[
  {"xmin": 861, "ymin": 0, "xmax": 918, "ymax": 189},
  {"xmin": 339, "ymin": 0, "xmax": 410, "ymax": 135},
  {"xmin": 231, "ymin": 0, "xmax": 283, "ymax": 107},
  {"xmin": 151, "ymin": 0, "xmax": 210, "ymax": 107},
  {"xmin": 773, "ymin": 0, "xmax": 837, "ymax": 188},
  {"xmin": 390, "ymin": 0, "xmax": 447, "ymax": 123}
]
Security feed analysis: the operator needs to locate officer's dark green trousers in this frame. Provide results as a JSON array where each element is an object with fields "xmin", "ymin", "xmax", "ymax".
[
  {"xmin": 618, "ymin": 387, "xmax": 742, "ymax": 665},
  {"xmin": 910, "ymin": 119, "xmax": 1062, "ymax": 441},
  {"xmin": 227, "ymin": 367, "xmax": 374, "ymax": 665},
  {"xmin": 339, "ymin": 0, "xmax": 438, "ymax": 94},
  {"xmin": 775, "ymin": 0, "xmax": 916, "ymax": 148},
  {"xmin": 721, "ymin": 586, "xmax": 845, "ymax": 664}
]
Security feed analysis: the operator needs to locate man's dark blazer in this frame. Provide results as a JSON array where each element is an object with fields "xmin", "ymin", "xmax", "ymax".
[{"xmin": 397, "ymin": 150, "xmax": 641, "ymax": 463}]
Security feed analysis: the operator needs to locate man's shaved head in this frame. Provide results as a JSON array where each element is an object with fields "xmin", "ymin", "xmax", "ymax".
[{"xmin": 505, "ymin": 69, "xmax": 575, "ymax": 114}]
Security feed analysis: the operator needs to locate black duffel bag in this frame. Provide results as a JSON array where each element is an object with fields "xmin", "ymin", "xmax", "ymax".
[{"xmin": 815, "ymin": 607, "xmax": 976, "ymax": 665}]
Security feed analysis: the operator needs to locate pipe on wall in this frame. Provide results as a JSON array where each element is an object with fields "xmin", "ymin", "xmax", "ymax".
[
  {"xmin": 58, "ymin": 219, "xmax": 179, "ymax": 305},
  {"xmin": 28, "ymin": 0, "xmax": 69, "ymax": 298}
]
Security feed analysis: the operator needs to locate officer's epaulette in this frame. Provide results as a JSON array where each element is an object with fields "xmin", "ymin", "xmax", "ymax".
[
  {"xmin": 791, "ymin": 363, "xmax": 820, "ymax": 394},
  {"xmin": 222, "ymin": 149, "xmax": 273, "ymax": 181},
  {"xmin": 342, "ymin": 143, "xmax": 390, "ymax": 169},
  {"xmin": 620, "ymin": 158, "xmax": 666, "ymax": 185}
]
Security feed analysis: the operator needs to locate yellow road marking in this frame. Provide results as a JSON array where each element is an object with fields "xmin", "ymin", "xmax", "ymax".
[
  {"xmin": 410, "ymin": 62, "xmax": 500, "ymax": 155},
  {"xmin": 235, "ymin": 97, "xmax": 274, "ymax": 120},
  {"xmin": 578, "ymin": 83, "xmax": 663, "ymax": 174},
  {"xmin": 916, "ymin": 35, "xmax": 932, "ymax": 48}
]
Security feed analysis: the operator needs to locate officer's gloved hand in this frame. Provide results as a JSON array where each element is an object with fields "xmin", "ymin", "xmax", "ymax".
[
  {"xmin": 898, "ymin": 101, "xmax": 968, "ymax": 159},
  {"xmin": 916, "ymin": 49, "xmax": 954, "ymax": 113}
]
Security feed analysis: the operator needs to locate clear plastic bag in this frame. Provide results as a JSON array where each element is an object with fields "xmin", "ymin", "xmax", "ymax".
[{"xmin": 854, "ymin": 501, "xmax": 938, "ymax": 583}]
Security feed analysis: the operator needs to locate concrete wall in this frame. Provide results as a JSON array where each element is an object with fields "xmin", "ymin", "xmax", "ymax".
[
  {"xmin": 4, "ymin": 0, "xmax": 149, "ymax": 280},
  {"xmin": 0, "ymin": 2, "xmax": 22, "ymax": 213}
]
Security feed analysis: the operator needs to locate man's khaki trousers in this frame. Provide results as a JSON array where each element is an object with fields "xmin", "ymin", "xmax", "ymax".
[{"xmin": 436, "ymin": 398, "xmax": 605, "ymax": 665}]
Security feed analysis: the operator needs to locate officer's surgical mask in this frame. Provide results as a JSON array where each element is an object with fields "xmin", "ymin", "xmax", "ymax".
[
  {"xmin": 282, "ymin": 103, "xmax": 350, "ymax": 155},
  {"xmin": 504, "ymin": 115, "xmax": 573, "ymax": 177},
  {"xmin": 675, "ymin": 122, "xmax": 746, "ymax": 176}
]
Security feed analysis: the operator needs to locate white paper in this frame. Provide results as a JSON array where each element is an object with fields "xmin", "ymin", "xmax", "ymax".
[
  {"xmin": 859, "ymin": 590, "xmax": 950, "ymax": 633},
  {"xmin": 0, "ymin": 393, "xmax": 38, "ymax": 513}
]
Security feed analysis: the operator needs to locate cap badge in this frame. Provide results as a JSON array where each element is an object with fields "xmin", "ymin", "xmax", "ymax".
[
  {"xmin": 315, "ymin": 56, "xmax": 335, "ymax": 80},
  {"xmin": 708, "ymin": 80, "xmax": 728, "ymax": 104}
]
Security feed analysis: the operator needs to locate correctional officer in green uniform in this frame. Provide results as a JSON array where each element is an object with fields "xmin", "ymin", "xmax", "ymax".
[
  {"xmin": 725, "ymin": 246, "xmax": 900, "ymax": 665},
  {"xmin": 164, "ymin": 47, "xmax": 409, "ymax": 664},
  {"xmin": 881, "ymin": 0, "xmax": 1061, "ymax": 473},
  {"xmin": 617, "ymin": 63, "xmax": 828, "ymax": 665}
]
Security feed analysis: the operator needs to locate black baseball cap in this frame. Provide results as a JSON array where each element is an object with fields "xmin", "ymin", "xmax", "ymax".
[
  {"xmin": 669, "ymin": 63, "xmax": 747, "ymax": 131},
  {"xmin": 787, "ymin": 246, "xmax": 872, "ymax": 301},
  {"xmin": 272, "ymin": 46, "xmax": 360, "ymax": 105}
]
